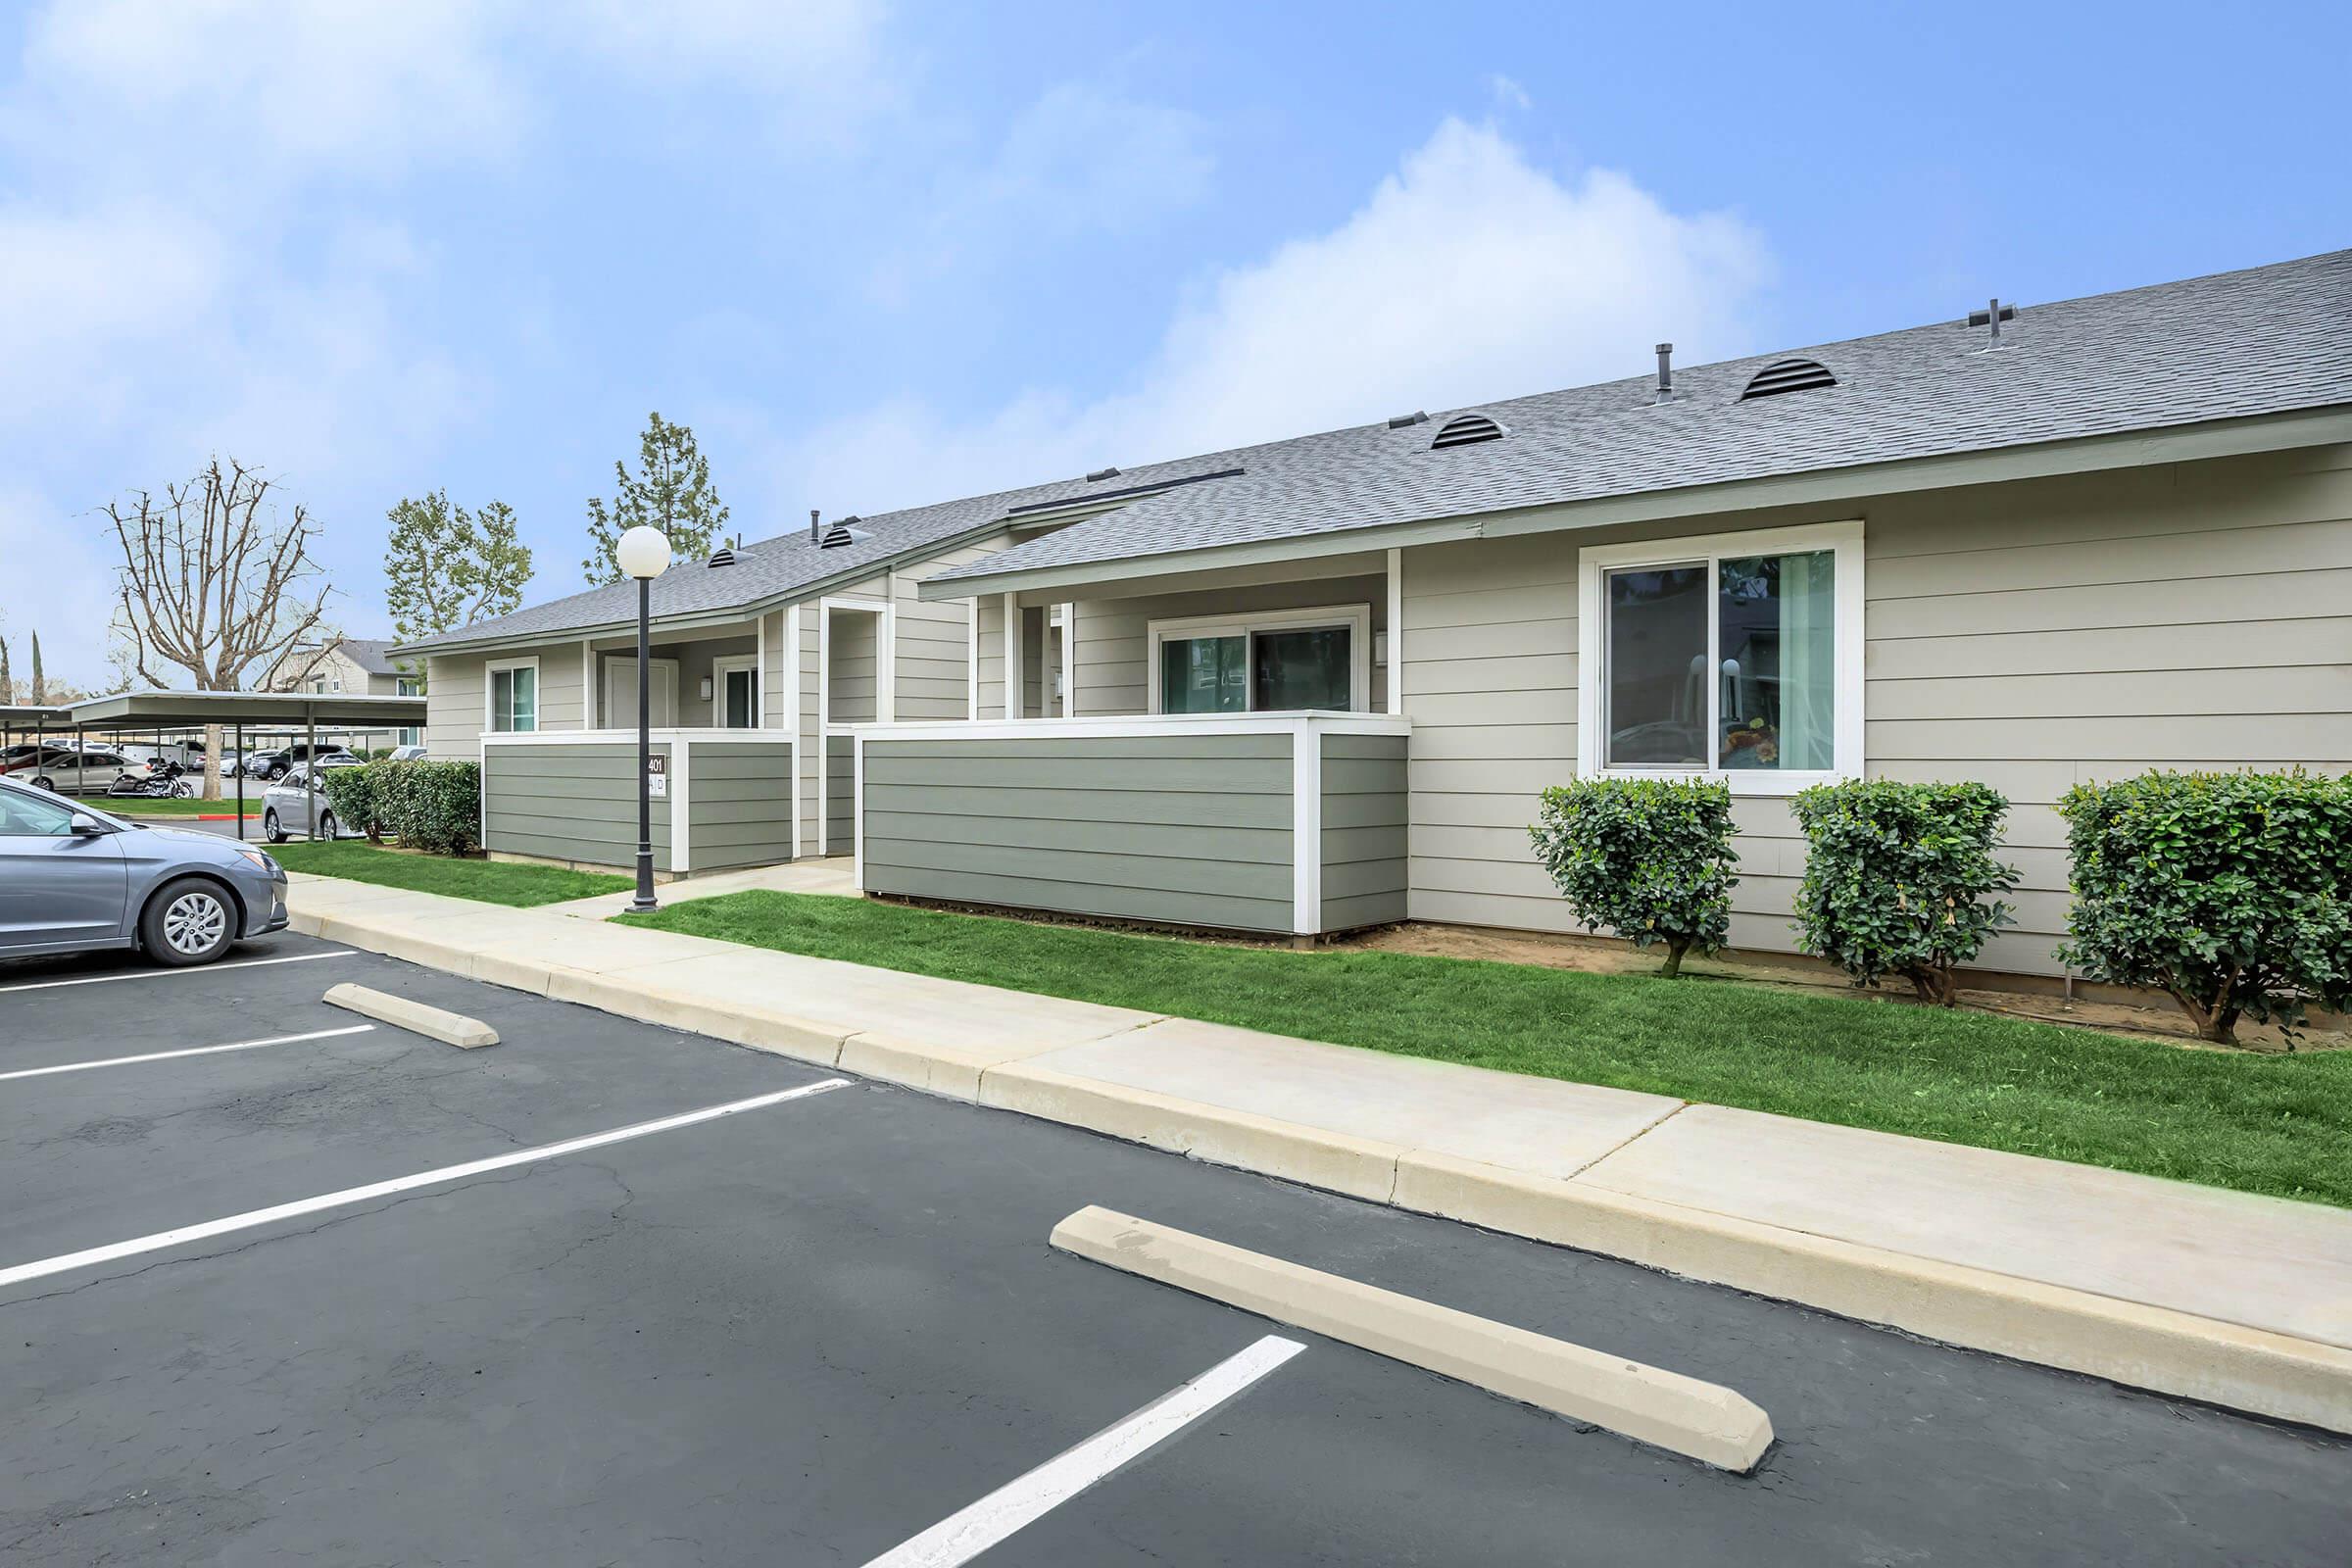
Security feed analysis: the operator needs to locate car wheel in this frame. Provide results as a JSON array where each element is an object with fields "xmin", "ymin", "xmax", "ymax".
[
  {"xmin": 31, "ymin": 775, "xmax": 54, "ymax": 791},
  {"xmin": 140, "ymin": 877, "xmax": 236, "ymax": 966},
  {"xmin": 264, "ymin": 808, "xmax": 287, "ymax": 844},
  {"xmin": 319, "ymin": 810, "xmax": 340, "ymax": 840}
]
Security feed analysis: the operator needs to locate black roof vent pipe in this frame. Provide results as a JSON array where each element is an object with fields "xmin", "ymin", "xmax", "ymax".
[
  {"xmin": 809, "ymin": 508, "xmax": 820, "ymax": 545},
  {"xmin": 1654, "ymin": 343, "xmax": 1675, "ymax": 404}
]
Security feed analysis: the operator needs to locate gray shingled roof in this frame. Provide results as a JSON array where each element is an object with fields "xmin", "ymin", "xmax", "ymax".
[
  {"xmin": 931, "ymin": 247, "xmax": 2352, "ymax": 588},
  {"xmin": 334, "ymin": 638, "xmax": 400, "ymax": 677},
  {"xmin": 404, "ymin": 249, "xmax": 2352, "ymax": 652}
]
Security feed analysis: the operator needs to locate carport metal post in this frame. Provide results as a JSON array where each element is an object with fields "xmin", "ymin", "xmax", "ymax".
[
  {"xmin": 305, "ymin": 703, "xmax": 318, "ymax": 842},
  {"xmin": 234, "ymin": 720, "xmax": 246, "ymax": 840}
]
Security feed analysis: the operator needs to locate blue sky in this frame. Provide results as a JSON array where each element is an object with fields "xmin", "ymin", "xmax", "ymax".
[{"xmin": 4, "ymin": 0, "xmax": 2346, "ymax": 684}]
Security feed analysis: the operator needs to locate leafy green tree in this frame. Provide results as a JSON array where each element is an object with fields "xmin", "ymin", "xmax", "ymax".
[
  {"xmin": 384, "ymin": 491, "xmax": 534, "ymax": 645},
  {"xmin": 582, "ymin": 412, "xmax": 729, "ymax": 585}
]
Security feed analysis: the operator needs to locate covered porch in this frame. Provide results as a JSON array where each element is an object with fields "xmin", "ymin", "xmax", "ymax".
[{"xmin": 862, "ymin": 550, "xmax": 1410, "ymax": 937}]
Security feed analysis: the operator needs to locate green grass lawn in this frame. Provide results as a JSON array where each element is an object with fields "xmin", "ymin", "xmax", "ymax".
[
  {"xmin": 272, "ymin": 840, "xmax": 632, "ymax": 907},
  {"xmin": 620, "ymin": 890, "xmax": 2352, "ymax": 1206},
  {"xmin": 104, "ymin": 798, "xmax": 259, "ymax": 817}
]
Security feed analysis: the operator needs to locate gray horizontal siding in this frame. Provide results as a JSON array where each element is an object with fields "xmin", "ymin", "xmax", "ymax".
[
  {"xmin": 860, "ymin": 731, "xmax": 1297, "ymax": 933},
  {"xmin": 1322, "ymin": 732, "xmax": 1406, "ymax": 931},
  {"xmin": 485, "ymin": 741, "xmax": 671, "ymax": 871},
  {"xmin": 687, "ymin": 740, "xmax": 795, "ymax": 871}
]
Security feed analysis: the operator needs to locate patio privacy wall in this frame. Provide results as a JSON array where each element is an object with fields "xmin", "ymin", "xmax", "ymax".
[
  {"xmin": 484, "ymin": 739, "xmax": 674, "ymax": 872},
  {"xmin": 1395, "ymin": 443, "xmax": 2352, "ymax": 976},
  {"xmin": 859, "ymin": 725, "xmax": 1408, "ymax": 936}
]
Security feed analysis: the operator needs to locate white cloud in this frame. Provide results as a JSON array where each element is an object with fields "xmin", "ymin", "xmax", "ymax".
[
  {"xmin": 776, "ymin": 118, "xmax": 1771, "ymax": 514},
  {"xmin": 0, "ymin": 0, "xmax": 892, "ymax": 683}
]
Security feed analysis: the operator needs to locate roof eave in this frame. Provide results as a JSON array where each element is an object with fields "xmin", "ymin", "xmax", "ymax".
[
  {"xmin": 392, "ymin": 515, "xmax": 1019, "ymax": 660},
  {"xmin": 919, "ymin": 403, "xmax": 2352, "ymax": 602}
]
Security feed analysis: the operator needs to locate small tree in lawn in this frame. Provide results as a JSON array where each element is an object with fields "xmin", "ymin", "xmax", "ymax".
[
  {"xmin": 1531, "ymin": 778, "xmax": 1739, "ymax": 977},
  {"xmin": 385, "ymin": 491, "xmax": 534, "ymax": 646},
  {"xmin": 2058, "ymin": 769, "xmax": 2352, "ymax": 1046},
  {"xmin": 1791, "ymin": 780, "xmax": 2020, "ymax": 1006},
  {"xmin": 581, "ymin": 413, "xmax": 728, "ymax": 586}
]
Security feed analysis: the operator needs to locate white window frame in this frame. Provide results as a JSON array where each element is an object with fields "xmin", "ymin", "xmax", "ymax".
[
  {"xmin": 485, "ymin": 656, "xmax": 541, "ymax": 734},
  {"xmin": 710, "ymin": 654, "xmax": 760, "ymax": 729},
  {"xmin": 1575, "ymin": 519, "xmax": 1864, "ymax": 798},
  {"xmin": 1146, "ymin": 602, "xmax": 1374, "ymax": 715}
]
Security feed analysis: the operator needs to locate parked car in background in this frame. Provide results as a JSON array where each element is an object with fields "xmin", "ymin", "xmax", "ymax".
[
  {"xmin": 244, "ymin": 742, "xmax": 362, "ymax": 780},
  {"xmin": 261, "ymin": 759, "xmax": 365, "ymax": 843},
  {"xmin": 388, "ymin": 744, "xmax": 427, "ymax": 761},
  {"xmin": 0, "ymin": 777, "xmax": 287, "ymax": 965},
  {"xmin": 0, "ymin": 745, "xmax": 138, "ymax": 796}
]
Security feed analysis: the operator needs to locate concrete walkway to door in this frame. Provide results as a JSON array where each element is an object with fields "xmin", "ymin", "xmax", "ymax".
[{"xmin": 542, "ymin": 856, "xmax": 858, "ymax": 920}]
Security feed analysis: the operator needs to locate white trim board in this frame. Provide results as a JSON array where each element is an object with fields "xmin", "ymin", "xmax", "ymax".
[
  {"xmin": 1574, "ymin": 517, "xmax": 1864, "ymax": 798},
  {"xmin": 854, "ymin": 711, "xmax": 1411, "ymax": 744}
]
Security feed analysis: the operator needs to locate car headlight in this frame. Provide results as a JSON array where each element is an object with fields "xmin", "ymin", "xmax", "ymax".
[{"xmin": 233, "ymin": 845, "xmax": 276, "ymax": 872}]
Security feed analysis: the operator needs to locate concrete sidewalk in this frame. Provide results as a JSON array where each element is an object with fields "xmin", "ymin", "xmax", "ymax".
[{"xmin": 283, "ymin": 871, "xmax": 2352, "ymax": 1433}]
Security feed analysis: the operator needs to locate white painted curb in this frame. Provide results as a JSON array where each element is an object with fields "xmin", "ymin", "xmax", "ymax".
[
  {"xmin": 323, "ymin": 983, "xmax": 499, "ymax": 1049},
  {"xmin": 1051, "ymin": 1203, "xmax": 1775, "ymax": 1472}
]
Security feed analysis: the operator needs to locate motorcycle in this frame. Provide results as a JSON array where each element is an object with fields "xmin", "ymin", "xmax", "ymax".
[{"xmin": 107, "ymin": 759, "xmax": 196, "ymax": 800}]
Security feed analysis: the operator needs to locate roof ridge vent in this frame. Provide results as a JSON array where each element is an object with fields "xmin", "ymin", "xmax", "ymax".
[
  {"xmin": 1387, "ymin": 410, "xmax": 1428, "ymax": 429},
  {"xmin": 1086, "ymin": 466, "xmax": 1120, "ymax": 482},
  {"xmin": 1740, "ymin": 359, "xmax": 1838, "ymax": 400},
  {"xmin": 1430, "ymin": 412, "xmax": 1505, "ymax": 450}
]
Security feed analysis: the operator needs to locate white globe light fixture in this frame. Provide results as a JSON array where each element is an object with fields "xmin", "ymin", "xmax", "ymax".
[
  {"xmin": 614, "ymin": 524, "xmax": 672, "ymax": 581},
  {"xmin": 615, "ymin": 526, "xmax": 671, "ymax": 912}
]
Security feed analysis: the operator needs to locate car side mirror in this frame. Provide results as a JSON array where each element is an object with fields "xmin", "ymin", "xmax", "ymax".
[{"xmin": 68, "ymin": 811, "xmax": 111, "ymax": 837}]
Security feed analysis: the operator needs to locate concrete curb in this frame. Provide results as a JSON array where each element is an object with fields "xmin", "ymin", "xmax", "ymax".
[
  {"xmin": 285, "ymin": 884, "xmax": 2352, "ymax": 1436},
  {"xmin": 982, "ymin": 1060, "xmax": 1403, "ymax": 1202},
  {"xmin": 323, "ymin": 982, "xmax": 498, "ymax": 1049},
  {"xmin": 1052, "ymin": 1203, "xmax": 1775, "ymax": 1472},
  {"xmin": 1395, "ymin": 1151, "xmax": 2352, "ymax": 1435}
]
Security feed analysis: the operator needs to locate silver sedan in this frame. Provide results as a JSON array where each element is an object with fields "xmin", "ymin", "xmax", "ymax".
[{"xmin": 0, "ymin": 778, "xmax": 289, "ymax": 966}]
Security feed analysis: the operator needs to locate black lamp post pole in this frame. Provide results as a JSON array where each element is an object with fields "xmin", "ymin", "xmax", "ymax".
[{"xmin": 630, "ymin": 573, "xmax": 659, "ymax": 912}]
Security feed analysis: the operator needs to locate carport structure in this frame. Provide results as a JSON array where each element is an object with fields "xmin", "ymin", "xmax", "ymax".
[{"xmin": 55, "ymin": 690, "xmax": 427, "ymax": 841}]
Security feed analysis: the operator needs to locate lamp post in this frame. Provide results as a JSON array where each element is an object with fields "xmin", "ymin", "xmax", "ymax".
[{"xmin": 615, "ymin": 525, "xmax": 672, "ymax": 912}]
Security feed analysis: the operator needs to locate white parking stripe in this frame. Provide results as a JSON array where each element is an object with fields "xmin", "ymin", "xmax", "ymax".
[
  {"xmin": 860, "ymin": 1335, "xmax": 1306, "ymax": 1568},
  {"xmin": 0, "ymin": 949, "xmax": 359, "ymax": 995},
  {"xmin": 0, "ymin": 1078, "xmax": 852, "ymax": 1294},
  {"xmin": 0, "ymin": 1025, "xmax": 376, "ymax": 1083}
]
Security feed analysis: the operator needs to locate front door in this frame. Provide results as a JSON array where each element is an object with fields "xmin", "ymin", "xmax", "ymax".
[
  {"xmin": 604, "ymin": 657, "xmax": 679, "ymax": 728},
  {"xmin": 0, "ymin": 788, "xmax": 127, "ymax": 953}
]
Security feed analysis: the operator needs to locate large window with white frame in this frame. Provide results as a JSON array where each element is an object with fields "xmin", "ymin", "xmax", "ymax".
[
  {"xmin": 1148, "ymin": 604, "xmax": 1371, "ymax": 714},
  {"xmin": 486, "ymin": 658, "xmax": 539, "ymax": 734},
  {"xmin": 1576, "ymin": 521, "xmax": 1862, "ymax": 793}
]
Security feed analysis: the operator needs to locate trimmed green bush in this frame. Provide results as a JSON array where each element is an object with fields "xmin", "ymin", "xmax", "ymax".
[
  {"xmin": 374, "ymin": 760, "xmax": 482, "ymax": 856},
  {"xmin": 1531, "ymin": 778, "xmax": 1739, "ymax": 977},
  {"xmin": 2058, "ymin": 769, "xmax": 2352, "ymax": 1045},
  {"xmin": 1792, "ymin": 780, "xmax": 2019, "ymax": 1005},
  {"xmin": 318, "ymin": 762, "xmax": 387, "ymax": 843}
]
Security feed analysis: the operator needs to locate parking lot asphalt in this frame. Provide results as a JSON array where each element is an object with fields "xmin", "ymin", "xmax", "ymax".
[{"xmin": 2, "ymin": 932, "xmax": 2347, "ymax": 1566}]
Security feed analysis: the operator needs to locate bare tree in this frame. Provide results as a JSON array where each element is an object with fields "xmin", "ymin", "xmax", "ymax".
[
  {"xmin": 105, "ymin": 458, "xmax": 333, "ymax": 799},
  {"xmin": 0, "ymin": 634, "xmax": 12, "ymax": 706}
]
